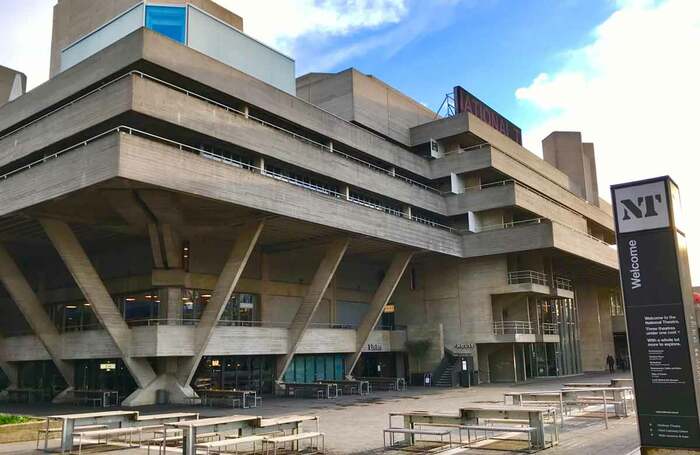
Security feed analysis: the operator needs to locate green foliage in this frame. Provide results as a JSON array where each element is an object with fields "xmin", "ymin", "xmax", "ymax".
[{"xmin": 0, "ymin": 414, "xmax": 36, "ymax": 425}]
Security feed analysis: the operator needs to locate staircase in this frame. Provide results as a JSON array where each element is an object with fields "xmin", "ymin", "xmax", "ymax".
[{"xmin": 434, "ymin": 359, "xmax": 460, "ymax": 387}]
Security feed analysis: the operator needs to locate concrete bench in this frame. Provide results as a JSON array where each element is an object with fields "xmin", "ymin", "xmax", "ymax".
[
  {"xmin": 383, "ymin": 427, "xmax": 452, "ymax": 449},
  {"xmin": 462, "ymin": 424, "xmax": 535, "ymax": 450},
  {"xmin": 264, "ymin": 431, "xmax": 325, "ymax": 454},
  {"xmin": 196, "ymin": 435, "xmax": 267, "ymax": 454},
  {"xmin": 74, "ymin": 427, "xmax": 142, "ymax": 454}
]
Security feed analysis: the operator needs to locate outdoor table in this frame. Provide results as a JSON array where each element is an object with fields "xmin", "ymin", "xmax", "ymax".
[
  {"xmin": 563, "ymin": 382, "xmax": 611, "ymax": 388},
  {"xmin": 460, "ymin": 404, "xmax": 558, "ymax": 449},
  {"xmin": 135, "ymin": 412, "xmax": 200, "ymax": 424},
  {"xmin": 7, "ymin": 388, "xmax": 48, "ymax": 403},
  {"xmin": 201, "ymin": 389, "xmax": 257, "ymax": 408},
  {"xmin": 504, "ymin": 390, "xmax": 566, "ymax": 427},
  {"xmin": 562, "ymin": 386, "xmax": 634, "ymax": 418},
  {"xmin": 318, "ymin": 379, "xmax": 370, "ymax": 395},
  {"xmin": 71, "ymin": 389, "xmax": 119, "ymax": 407},
  {"xmin": 168, "ymin": 415, "xmax": 260, "ymax": 455},
  {"xmin": 45, "ymin": 410, "xmax": 139, "ymax": 452},
  {"xmin": 283, "ymin": 382, "xmax": 338, "ymax": 398},
  {"xmin": 357, "ymin": 376, "xmax": 406, "ymax": 391}
]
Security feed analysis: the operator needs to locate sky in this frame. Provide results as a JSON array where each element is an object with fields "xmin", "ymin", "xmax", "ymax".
[{"xmin": 1, "ymin": 0, "xmax": 699, "ymax": 284}]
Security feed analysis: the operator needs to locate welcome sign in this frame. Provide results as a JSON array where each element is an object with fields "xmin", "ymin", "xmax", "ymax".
[{"xmin": 611, "ymin": 176, "xmax": 700, "ymax": 452}]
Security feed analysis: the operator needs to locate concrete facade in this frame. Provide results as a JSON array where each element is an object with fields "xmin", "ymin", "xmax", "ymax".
[{"xmin": 0, "ymin": 1, "xmax": 623, "ymax": 404}]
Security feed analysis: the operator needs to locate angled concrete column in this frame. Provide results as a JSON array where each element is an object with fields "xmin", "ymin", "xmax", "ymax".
[
  {"xmin": 105, "ymin": 190, "xmax": 165, "ymax": 268},
  {"xmin": 178, "ymin": 220, "xmax": 265, "ymax": 387},
  {"xmin": 276, "ymin": 238, "xmax": 350, "ymax": 382},
  {"xmin": 346, "ymin": 250, "xmax": 414, "ymax": 375},
  {"xmin": 39, "ymin": 219, "xmax": 158, "ymax": 402},
  {"xmin": 0, "ymin": 244, "xmax": 74, "ymax": 388},
  {"xmin": 139, "ymin": 191, "xmax": 184, "ymax": 269}
]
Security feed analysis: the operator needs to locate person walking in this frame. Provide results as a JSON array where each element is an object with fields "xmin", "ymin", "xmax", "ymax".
[{"xmin": 606, "ymin": 354, "xmax": 615, "ymax": 374}]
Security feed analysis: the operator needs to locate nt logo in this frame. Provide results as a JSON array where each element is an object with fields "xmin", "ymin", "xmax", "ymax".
[{"xmin": 620, "ymin": 194, "xmax": 663, "ymax": 220}]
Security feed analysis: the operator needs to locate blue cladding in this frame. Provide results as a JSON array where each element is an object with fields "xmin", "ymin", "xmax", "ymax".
[{"xmin": 145, "ymin": 5, "xmax": 186, "ymax": 43}]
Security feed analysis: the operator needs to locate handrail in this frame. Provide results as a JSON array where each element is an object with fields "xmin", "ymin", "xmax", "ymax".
[
  {"xmin": 553, "ymin": 275, "xmax": 574, "ymax": 291},
  {"xmin": 508, "ymin": 270, "xmax": 549, "ymax": 286},
  {"xmin": 475, "ymin": 217, "xmax": 545, "ymax": 232},
  {"xmin": 493, "ymin": 320, "xmax": 534, "ymax": 335},
  {"xmin": 541, "ymin": 322, "xmax": 560, "ymax": 335},
  {"xmin": 0, "ymin": 69, "xmax": 443, "ymax": 195}
]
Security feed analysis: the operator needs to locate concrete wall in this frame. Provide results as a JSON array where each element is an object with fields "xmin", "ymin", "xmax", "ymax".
[
  {"xmin": 50, "ymin": 0, "xmax": 244, "ymax": 77},
  {"xmin": 297, "ymin": 69, "xmax": 436, "ymax": 146},
  {"xmin": 0, "ymin": 66, "xmax": 26, "ymax": 105},
  {"xmin": 542, "ymin": 131, "xmax": 600, "ymax": 206}
]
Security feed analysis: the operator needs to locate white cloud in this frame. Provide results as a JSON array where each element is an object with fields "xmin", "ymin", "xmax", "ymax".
[
  {"xmin": 516, "ymin": 0, "xmax": 700, "ymax": 284},
  {"xmin": 215, "ymin": 0, "xmax": 408, "ymax": 53}
]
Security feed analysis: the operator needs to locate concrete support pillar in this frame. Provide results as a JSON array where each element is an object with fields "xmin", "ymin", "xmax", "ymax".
[
  {"xmin": 340, "ymin": 184, "xmax": 350, "ymax": 200},
  {"xmin": 402, "ymin": 205, "xmax": 412, "ymax": 219},
  {"xmin": 328, "ymin": 141, "xmax": 333, "ymax": 153},
  {"xmin": 577, "ymin": 283, "xmax": 605, "ymax": 371},
  {"xmin": 178, "ymin": 220, "xmax": 265, "ymax": 387},
  {"xmin": 163, "ymin": 287, "xmax": 182, "ymax": 324},
  {"xmin": 39, "ymin": 219, "xmax": 158, "ymax": 403},
  {"xmin": 243, "ymin": 105, "xmax": 250, "ymax": 119},
  {"xmin": 147, "ymin": 224, "xmax": 165, "ymax": 269},
  {"xmin": 0, "ymin": 360, "xmax": 17, "ymax": 391},
  {"xmin": 256, "ymin": 156, "xmax": 266, "ymax": 174},
  {"xmin": 276, "ymin": 238, "xmax": 350, "ymax": 382},
  {"xmin": 346, "ymin": 250, "xmax": 414, "ymax": 375},
  {"xmin": 389, "ymin": 167, "xmax": 396, "ymax": 177},
  {"xmin": 0, "ymin": 244, "xmax": 75, "ymax": 389}
]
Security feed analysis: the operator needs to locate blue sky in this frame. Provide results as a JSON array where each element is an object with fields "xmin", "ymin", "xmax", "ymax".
[{"xmin": 287, "ymin": 0, "xmax": 615, "ymax": 130}]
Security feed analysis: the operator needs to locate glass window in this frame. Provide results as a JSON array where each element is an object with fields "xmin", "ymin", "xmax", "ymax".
[{"xmin": 145, "ymin": 5, "xmax": 187, "ymax": 43}]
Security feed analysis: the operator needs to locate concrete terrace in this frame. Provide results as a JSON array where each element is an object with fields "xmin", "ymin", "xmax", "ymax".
[{"xmin": 0, "ymin": 372, "xmax": 639, "ymax": 455}]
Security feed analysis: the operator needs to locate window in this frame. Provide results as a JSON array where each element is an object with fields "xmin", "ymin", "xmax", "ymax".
[{"xmin": 145, "ymin": 5, "xmax": 187, "ymax": 43}]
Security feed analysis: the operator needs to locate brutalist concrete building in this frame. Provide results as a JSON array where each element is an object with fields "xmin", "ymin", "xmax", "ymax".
[{"xmin": 0, "ymin": 0, "xmax": 625, "ymax": 405}]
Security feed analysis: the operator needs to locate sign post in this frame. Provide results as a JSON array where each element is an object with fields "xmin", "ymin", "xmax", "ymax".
[{"xmin": 611, "ymin": 176, "xmax": 700, "ymax": 453}]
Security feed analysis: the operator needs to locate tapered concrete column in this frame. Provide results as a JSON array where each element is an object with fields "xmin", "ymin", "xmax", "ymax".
[
  {"xmin": 346, "ymin": 250, "xmax": 414, "ymax": 375},
  {"xmin": 0, "ymin": 244, "xmax": 74, "ymax": 388},
  {"xmin": 178, "ymin": 220, "xmax": 265, "ymax": 387},
  {"xmin": 0, "ymin": 361, "xmax": 17, "ymax": 389},
  {"xmin": 40, "ymin": 219, "xmax": 158, "ymax": 396},
  {"xmin": 276, "ymin": 238, "xmax": 350, "ymax": 382}
]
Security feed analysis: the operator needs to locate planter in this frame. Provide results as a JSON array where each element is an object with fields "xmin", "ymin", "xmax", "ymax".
[{"xmin": 0, "ymin": 420, "xmax": 57, "ymax": 444}]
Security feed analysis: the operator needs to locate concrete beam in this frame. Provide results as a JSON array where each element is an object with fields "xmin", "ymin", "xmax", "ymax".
[
  {"xmin": 104, "ymin": 189, "xmax": 165, "ymax": 268},
  {"xmin": 346, "ymin": 250, "xmax": 414, "ymax": 375},
  {"xmin": 178, "ymin": 220, "xmax": 265, "ymax": 386},
  {"xmin": 138, "ymin": 190, "xmax": 185, "ymax": 269},
  {"xmin": 276, "ymin": 237, "xmax": 350, "ymax": 381},
  {"xmin": 39, "ymin": 218, "xmax": 158, "ymax": 393},
  {"xmin": 0, "ymin": 244, "xmax": 75, "ymax": 387}
]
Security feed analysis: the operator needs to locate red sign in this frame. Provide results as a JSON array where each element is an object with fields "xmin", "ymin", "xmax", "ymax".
[{"xmin": 454, "ymin": 86, "xmax": 522, "ymax": 145}]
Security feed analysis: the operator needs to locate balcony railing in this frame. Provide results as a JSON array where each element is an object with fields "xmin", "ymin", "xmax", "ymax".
[
  {"xmin": 553, "ymin": 275, "xmax": 574, "ymax": 291},
  {"xmin": 492, "ymin": 320, "xmax": 560, "ymax": 336},
  {"xmin": 475, "ymin": 217, "xmax": 546, "ymax": 233},
  {"xmin": 541, "ymin": 323, "xmax": 559, "ymax": 335},
  {"xmin": 507, "ymin": 270, "xmax": 549, "ymax": 287},
  {"xmin": 493, "ymin": 320, "xmax": 534, "ymax": 335}
]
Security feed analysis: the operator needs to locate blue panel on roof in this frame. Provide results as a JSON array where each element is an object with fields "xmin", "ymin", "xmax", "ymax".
[{"xmin": 145, "ymin": 5, "xmax": 186, "ymax": 43}]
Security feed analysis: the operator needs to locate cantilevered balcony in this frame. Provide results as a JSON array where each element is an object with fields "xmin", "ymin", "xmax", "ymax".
[{"xmin": 491, "ymin": 320, "xmax": 560, "ymax": 343}]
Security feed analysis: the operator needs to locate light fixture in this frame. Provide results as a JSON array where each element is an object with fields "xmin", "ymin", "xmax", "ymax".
[
  {"xmin": 202, "ymin": 294, "xmax": 212, "ymax": 298},
  {"xmin": 125, "ymin": 297, "xmax": 136, "ymax": 302},
  {"xmin": 84, "ymin": 304, "xmax": 91, "ymax": 307},
  {"xmin": 65, "ymin": 305, "xmax": 77, "ymax": 309}
]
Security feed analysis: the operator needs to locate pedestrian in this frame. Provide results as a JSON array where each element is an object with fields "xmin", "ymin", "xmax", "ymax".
[{"xmin": 606, "ymin": 354, "xmax": 615, "ymax": 374}]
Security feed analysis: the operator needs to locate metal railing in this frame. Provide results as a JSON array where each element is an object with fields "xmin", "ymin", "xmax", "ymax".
[
  {"xmin": 493, "ymin": 320, "xmax": 534, "ymax": 335},
  {"xmin": 0, "ymin": 70, "xmax": 442, "ymax": 194},
  {"xmin": 507, "ymin": 270, "xmax": 549, "ymax": 287},
  {"xmin": 540, "ymin": 323, "xmax": 559, "ymax": 335},
  {"xmin": 475, "ymin": 217, "xmax": 546, "ymax": 233},
  {"xmin": 553, "ymin": 275, "xmax": 574, "ymax": 291}
]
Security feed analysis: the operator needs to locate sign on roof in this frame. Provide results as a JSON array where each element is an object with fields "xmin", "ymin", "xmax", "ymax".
[{"xmin": 453, "ymin": 86, "xmax": 522, "ymax": 145}]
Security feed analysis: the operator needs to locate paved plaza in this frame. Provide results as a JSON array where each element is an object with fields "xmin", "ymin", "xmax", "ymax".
[{"xmin": 0, "ymin": 372, "xmax": 641, "ymax": 455}]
